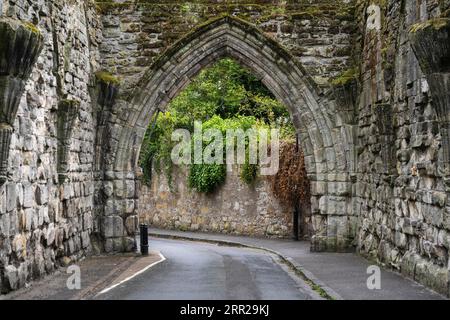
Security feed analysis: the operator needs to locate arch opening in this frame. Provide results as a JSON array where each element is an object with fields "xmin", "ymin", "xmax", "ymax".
[
  {"xmin": 138, "ymin": 57, "xmax": 313, "ymax": 240},
  {"xmin": 97, "ymin": 16, "xmax": 356, "ymax": 253}
]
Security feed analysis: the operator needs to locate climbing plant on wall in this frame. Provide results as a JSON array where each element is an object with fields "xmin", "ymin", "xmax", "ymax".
[
  {"xmin": 268, "ymin": 142, "xmax": 311, "ymax": 208},
  {"xmin": 139, "ymin": 58, "xmax": 296, "ymax": 193}
]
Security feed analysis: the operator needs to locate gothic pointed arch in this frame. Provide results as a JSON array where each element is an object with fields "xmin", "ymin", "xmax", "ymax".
[{"xmin": 100, "ymin": 15, "xmax": 356, "ymax": 252}]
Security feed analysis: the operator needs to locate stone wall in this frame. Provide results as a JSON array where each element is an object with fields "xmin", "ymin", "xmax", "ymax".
[
  {"xmin": 355, "ymin": 0, "xmax": 450, "ymax": 295},
  {"xmin": 139, "ymin": 166, "xmax": 312, "ymax": 239},
  {"xmin": 97, "ymin": 0, "xmax": 356, "ymax": 94},
  {"xmin": 0, "ymin": 0, "xmax": 102, "ymax": 292}
]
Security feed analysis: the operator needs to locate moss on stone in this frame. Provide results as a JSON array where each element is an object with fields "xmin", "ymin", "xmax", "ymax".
[
  {"xmin": 22, "ymin": 22, "xmax": 41, "ymax": 35},
  {"xmin": 409, "ymin": 17, "xmax": 450, "ymax": 33},
  {"xmin": 290, "ymin": 6, "xmax": 331, "ymax": 20},
  {"xmin": 180, "ymin": 3, "xmax": 193, "ymax": 14},
  {"xmin": 95, "ymin": 0, "xmax": 133, "ymax": 14},
  {"xmin": 59, "ymin": 99, "xmax": 80, "ymax": 108},
  {"xmin": 141, "ymin": 14, "xmax": 319, "ymax": 94},
  {"xmin": 289, "ymin": 4, "xmax": 355, "ymax": 22},
  {"xmin": 95, "ymin": 71, "xmax": 121, "ymax": 85},
  {"xmin": 374, "ymin": 0, "xmax": 388, "ymax": 8},
  {"xmin": 0, "ymin": 19, "xmax": 41, "ymax": 38},
  {"xmin": 331, "ymin": 68, "xmax": 358, "ymax": 86}
]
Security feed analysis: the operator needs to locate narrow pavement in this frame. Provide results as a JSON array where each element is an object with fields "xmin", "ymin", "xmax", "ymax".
[
  {"xmin": 0, "ymin": 253, "xmax": 162, "ymax": 300},
  {"xmin": 95, "ymin": 238, "xmax": 319, "ymax": 300},
  {"xmin": 149, "ymin": 228, "xmax": 448, "ymax": 300}
]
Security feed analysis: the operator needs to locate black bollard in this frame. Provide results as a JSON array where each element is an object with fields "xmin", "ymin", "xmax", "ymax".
[{"xmin": 140, "ymin": 223, "xmax": 149, "ymax": 256}]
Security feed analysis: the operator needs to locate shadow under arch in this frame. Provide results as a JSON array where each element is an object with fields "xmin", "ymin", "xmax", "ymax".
[{"xmin": 100, "ymin": 15, "xmax": 356, "ymax": 253}]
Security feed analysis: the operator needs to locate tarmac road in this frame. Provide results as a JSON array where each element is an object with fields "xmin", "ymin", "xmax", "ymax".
[{"xmin": 95, "ymin": 238, "xmax": 318, "ymax": 300}]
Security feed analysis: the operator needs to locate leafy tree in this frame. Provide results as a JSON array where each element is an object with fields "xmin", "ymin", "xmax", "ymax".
[{"xmin": 139, "ymin": 58, "xmax": 296, "ymax": 191}]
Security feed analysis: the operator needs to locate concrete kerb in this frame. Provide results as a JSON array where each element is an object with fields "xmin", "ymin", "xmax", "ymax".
[{"xmin": 148, "ymin": 232, "xmax": 343, "ymax": 300}]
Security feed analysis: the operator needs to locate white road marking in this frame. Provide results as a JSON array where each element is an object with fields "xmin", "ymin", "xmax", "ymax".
[{"xmin": 96, "ymin": 252, "xmax": 166, "ymax": 296}]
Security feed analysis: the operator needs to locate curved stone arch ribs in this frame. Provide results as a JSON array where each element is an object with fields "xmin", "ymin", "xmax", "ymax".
[
  {"xmin": 100, "ymin": 16, "xmax": 356, "ymax": 253},
  {"xmin": 409, "ymin": 19, "xmax": 450, "ymax": 177},
  {"xmin": 0, "ymin": 18, "xmax": 44, "ymax": 184}
]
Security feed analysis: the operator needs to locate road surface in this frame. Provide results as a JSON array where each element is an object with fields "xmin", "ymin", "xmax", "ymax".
[{"xmin": 95, "ymin": 238, "xmax": 317, "ymax": 300}]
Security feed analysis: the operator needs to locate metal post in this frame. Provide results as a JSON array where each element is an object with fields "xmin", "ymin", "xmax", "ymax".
[{"xmin": 140, "ymin": 223, "xmax": 149, "ymax": 256}]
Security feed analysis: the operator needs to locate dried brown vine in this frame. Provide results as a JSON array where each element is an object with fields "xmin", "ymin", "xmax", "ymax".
[{"xmin": 269, "ymin": 142, "xmax": 311, "ymax": 208}]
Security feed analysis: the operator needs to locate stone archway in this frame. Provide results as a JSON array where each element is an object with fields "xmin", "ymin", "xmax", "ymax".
[{"xmin": 98, "ymin": 15, "xmax": 356, "ymax": 253}]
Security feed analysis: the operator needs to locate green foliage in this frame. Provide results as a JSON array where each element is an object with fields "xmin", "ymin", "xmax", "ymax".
[
  {"xmin": 240, "ymin": 162, "xmax": 258, "ymax": 185},
  {"xmin": 139, "ymin": 58, "xmax": 295, "ymax": 192},
  {"xmin": 188, "ymin": 163, "xmax": 227, "ymax": 193},
  {"xmin": 193, "ymin": 116, "xmax": 266, "ymax": 191},
  {"xmin": 141, "ymin": 111, "xmax": 177, "ymax": 188},
  {"xmin": 168, "ymin": 58, "xmax": 289, "ymax": 128},
  {"xmin": 202, "ymin": 114, "xmax": 259, "ymax": 134}
]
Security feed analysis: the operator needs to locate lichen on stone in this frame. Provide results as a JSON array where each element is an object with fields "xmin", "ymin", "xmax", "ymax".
[
  {"xmin": 409, "ymin": 17, "xmax": 450, "ymax": 33},
  {"xmin": 22, "ymin": 22, "xmax": 40, "ymax": 35},
  {"xmin": 290, "ymin": 4, "xmax": 355, "ymax": 22},
  {"xmin": 0, "ymin": 18, "xmax": 42, "ymax": 46},
  {"xmin": 137, "ymin": 14, "xmax": 320, "ymax": 98},
  {"xmin": 331, "ymin": 68, "xmax": 358, "ymax": 86},
  {"xmin": 59, "ymin": 99, "xmax": 80, "ymax": 108},
  {"xmin": 95, "ymin": 71, "xmax": 121, "ymax": 85},
  {"xmin": 95, "ymin": 0, "xmax": 132, "ymax": 14}
]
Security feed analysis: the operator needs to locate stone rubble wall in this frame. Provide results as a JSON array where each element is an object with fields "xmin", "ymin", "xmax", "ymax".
[
  {"xmin": 139, "ymin": 166, "xmax": 312, "ymax": 239},
  {"xmin": 0, "ymin": 0, "xmax": 102, "ymax": 293},
  {"xmin": 97, "ymin": 0, "xmax": 356, "ymax": 94},
  {"xmin": 355, "ymin": 0, "xmax": 450, "ymax": 295}
]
